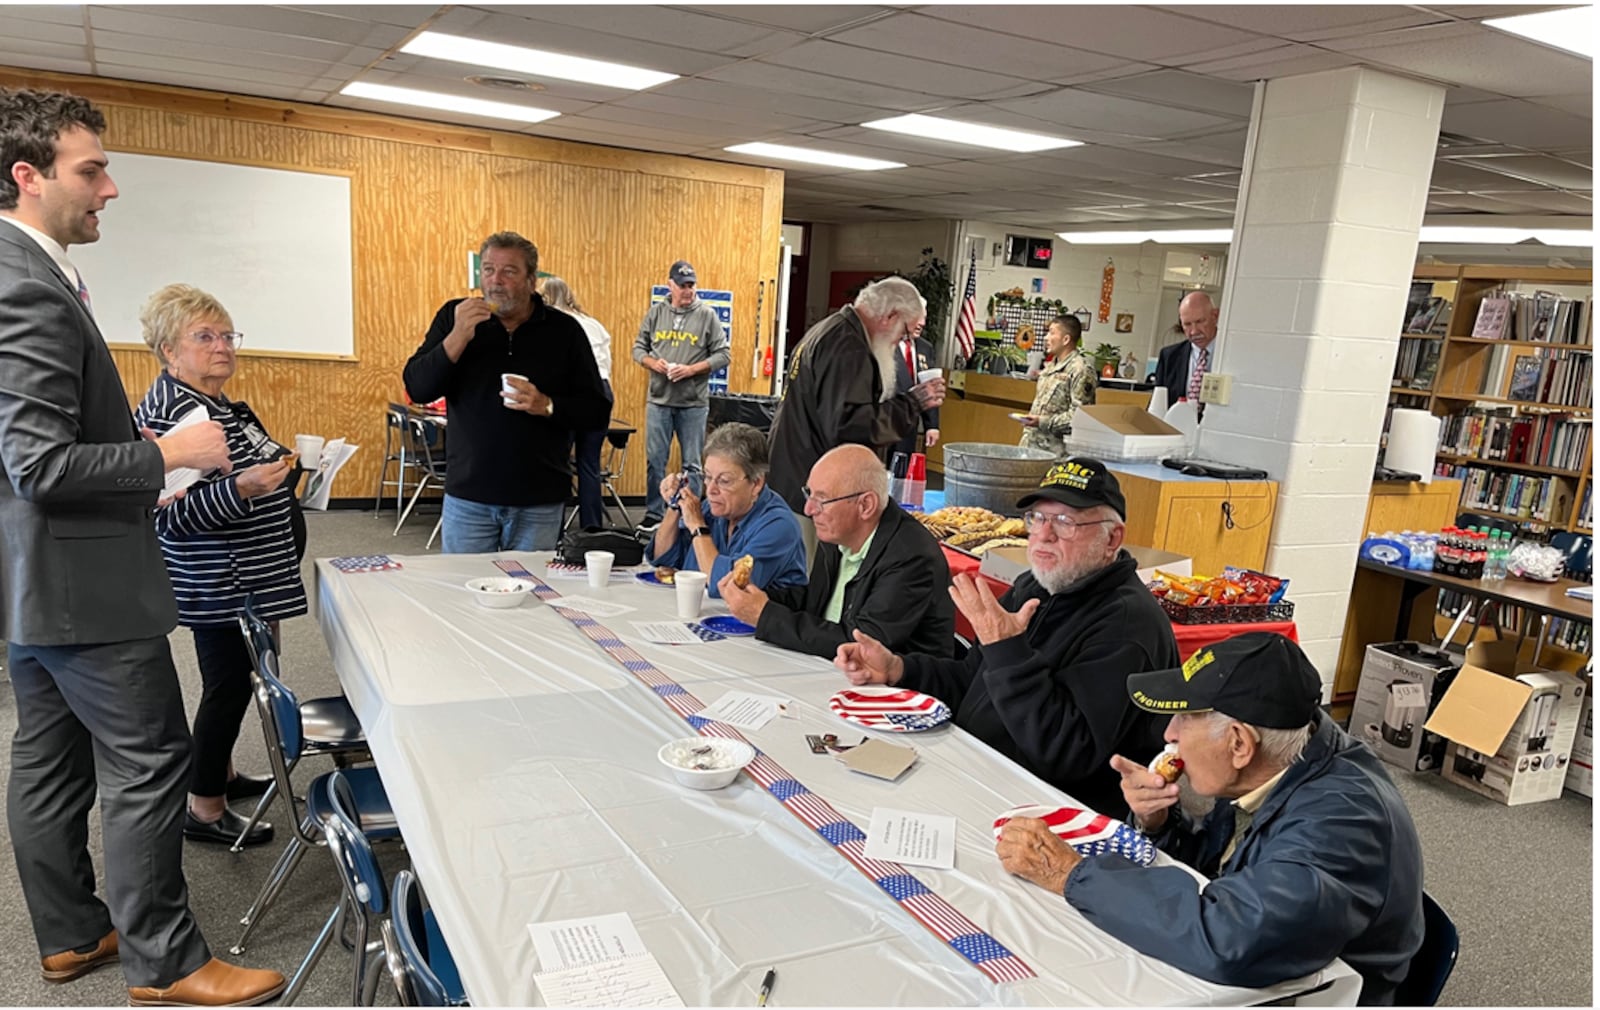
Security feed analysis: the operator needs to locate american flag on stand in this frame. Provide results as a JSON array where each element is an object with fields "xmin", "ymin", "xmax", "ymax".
[{"xmin": 954, "ymin": 241, "xmax": 978, "ymax": 361}]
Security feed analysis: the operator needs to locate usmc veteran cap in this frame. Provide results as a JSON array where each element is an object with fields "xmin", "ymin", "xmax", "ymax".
[
  {"xmin": 1126, "ymin": 632, "xmax": 1322, "ymax": 729},
  {"xmin": 1016, "ymin": 457, "xmax": 1126, "ymax": 519}
]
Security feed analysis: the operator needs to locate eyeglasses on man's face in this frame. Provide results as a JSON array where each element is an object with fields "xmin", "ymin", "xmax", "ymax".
[
  {"xmin": 1021, "ymin": 509, "xmax": 1114, "ymax": 536},
  {"xmin": 802, "ymin": 486, "xmax": 867, "ymax": 508},
  {"xmin": 187, "ymin": 329, "xmax": 244, "ymax": 348}
]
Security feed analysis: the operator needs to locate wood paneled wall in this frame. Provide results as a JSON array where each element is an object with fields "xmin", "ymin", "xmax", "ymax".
[{"xmin": 0, "ymin": 68, "xmax": 785, "ymax": 501}]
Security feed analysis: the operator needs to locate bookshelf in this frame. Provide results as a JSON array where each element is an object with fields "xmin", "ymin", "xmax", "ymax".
[{"xmin": 1389, "ymin": 264, "xmax": 1592, "ymax": 535}]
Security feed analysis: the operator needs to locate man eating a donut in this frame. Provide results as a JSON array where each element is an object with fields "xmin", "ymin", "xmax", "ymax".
[{"xmin": 997, "ymin": 633, "xmax": 1424, "ymax": 1005}]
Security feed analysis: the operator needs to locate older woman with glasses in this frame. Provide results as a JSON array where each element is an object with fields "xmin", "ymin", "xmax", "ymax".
[
  {"xmin": 647, "ymin": 421, "xmax": 806, "ymax": 599},
  {"xmin": 133, "ymin": 283, "xmax": 305, "ymax": 848}
]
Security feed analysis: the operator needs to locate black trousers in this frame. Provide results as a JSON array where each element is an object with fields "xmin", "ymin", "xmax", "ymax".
[
  {"xmin": 6, "ymin": 636, "xmax": 212, "ymax": 986},
  {"xmin": 188, "ymin": 623, "xmax": 255, "ymax": 797}
]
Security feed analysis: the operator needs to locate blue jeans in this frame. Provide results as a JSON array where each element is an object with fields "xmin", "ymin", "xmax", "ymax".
[
  {"xmin": 644, "ymin": 403, "xmax": 708, "ymax": 520},
  {"xmin": 440, "ymin": 495, "xmax": 563, "ymax": 554},
  {"xmin": 571, "ymin": 380, "xmax": 614, "ymax": 530}
]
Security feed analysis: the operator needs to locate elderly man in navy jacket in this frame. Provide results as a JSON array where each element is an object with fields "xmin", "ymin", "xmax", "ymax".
[{"xmin": 997, "ymin": 633, "xmax": 1424, "ymax": 1005}]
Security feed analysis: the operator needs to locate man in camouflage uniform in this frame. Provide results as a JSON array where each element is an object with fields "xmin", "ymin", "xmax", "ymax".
[{"xmin": 1020, "ymin": 314, "xmax": 1096, "ymax": 457}]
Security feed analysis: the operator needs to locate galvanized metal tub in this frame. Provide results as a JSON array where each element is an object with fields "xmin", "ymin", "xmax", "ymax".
[{"xmin": 940, "ymin": 443, "xmax": 1056, "ymax": 514}]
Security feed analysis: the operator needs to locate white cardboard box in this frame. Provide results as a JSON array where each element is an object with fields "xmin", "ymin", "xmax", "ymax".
[
  {"xmin": 1565, "ymin": 683, "xmax": 1593, "ymax": 797},
  {"xmin": 1426, "ymin": 641, "xmax": 1585, "ymax": 806},
  {"xmin": 1067, "ymin": 405, "xmax": 1189, "ymax": 461},
  {"xmin": 1348, "ymin": 642, "xmax": 1459, "ymax": 774}
]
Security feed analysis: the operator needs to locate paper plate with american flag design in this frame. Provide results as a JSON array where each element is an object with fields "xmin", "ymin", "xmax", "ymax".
[
  {"xmin": 992, "ymin": 804, "xmax": 1156, "ymax": 866},
  {"xmin": 828, "ymin": 687, "xmax": 951, "ymax": 733}
]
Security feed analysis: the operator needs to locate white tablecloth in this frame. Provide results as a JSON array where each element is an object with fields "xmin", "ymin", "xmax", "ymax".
[{"xmin": 315, "ymin": 552, "xmax": 1359, "ymax": 1007}]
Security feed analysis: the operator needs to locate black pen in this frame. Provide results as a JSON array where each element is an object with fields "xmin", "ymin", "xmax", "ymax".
[{"xmin": 757, "ymin": 967, "xmax": 776, "ymax": 1006}]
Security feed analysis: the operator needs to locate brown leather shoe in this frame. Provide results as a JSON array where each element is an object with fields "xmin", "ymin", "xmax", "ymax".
[
  {"xmin": 41, "ymin": 930, "xmax": 118, "ymax": 982},
  {"xmin": 128, "ymin": 958, "xmax": 286, "ymax": 1007}
]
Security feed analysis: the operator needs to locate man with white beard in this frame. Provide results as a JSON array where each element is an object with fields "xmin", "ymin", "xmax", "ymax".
[
  {"xmin": 767, "ymin": 276, "xmax": 944, "ymax": 554},
  {"xmin": 836, "ymin": 459, "xmax": 1176, "ymax": 816}
]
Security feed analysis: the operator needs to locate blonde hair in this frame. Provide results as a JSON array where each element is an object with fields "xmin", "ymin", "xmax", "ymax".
[
  {"xmin": 139, "ymin": 283, "xmax": 231, "ymax": 366},
  {"xmin": 541, "ymin": 276, "xmax": 583, "ymax": 315}
]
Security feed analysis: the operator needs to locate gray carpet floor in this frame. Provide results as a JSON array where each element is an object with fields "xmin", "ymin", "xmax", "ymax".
[{"xmin": 0, "ymin": 506, "xmax": 1590, "ymax": 1007}]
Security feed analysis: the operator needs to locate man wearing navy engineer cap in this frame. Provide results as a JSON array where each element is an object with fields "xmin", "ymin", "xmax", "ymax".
[
  {"xmin": 836, "ymin": 457, "xmax": 1175, "ymax": 816},
  {"xmin": 997, "ymin": 632, "xmax": 1424, "ymax": 1005}
]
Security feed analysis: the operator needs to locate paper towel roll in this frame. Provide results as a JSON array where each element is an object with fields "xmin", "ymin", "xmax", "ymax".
[
  {"xmin": 1386, "ymin": 408, "xmax": 1441, "ymax": 484},
  {"xmin": 1147, "ymin": 385, "xmax": 1169, "ymax": 417}
]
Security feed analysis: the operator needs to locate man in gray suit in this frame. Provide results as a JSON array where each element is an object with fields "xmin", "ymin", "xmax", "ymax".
[{"xmin": 0, "ymin": 88, "xmax": 285, "ymax": 1005}]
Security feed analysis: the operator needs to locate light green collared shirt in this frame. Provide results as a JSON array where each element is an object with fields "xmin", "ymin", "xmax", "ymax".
[
  {"xmin": 823, "ymin": 530, "xmax": 876, "ymax": 623},
  {"xmin": 1220, "ymin": 768, "xmax": 1287, "ymax": 866}
]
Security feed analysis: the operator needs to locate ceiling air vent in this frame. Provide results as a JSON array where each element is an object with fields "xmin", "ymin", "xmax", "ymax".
[{"xmin": 465, "ymin": 75, "xmax": 545, "ymax": 92}]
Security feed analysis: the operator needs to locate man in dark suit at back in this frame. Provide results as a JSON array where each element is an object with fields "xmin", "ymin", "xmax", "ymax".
[
  {"xmin": 0, "ymin": 87, "xmax": 285, "ymax": 1006},
  {"xmin": 890, "ymin": 319, "xmax": 940, "ymax": 460},
  {"xmin": 1153, "ymin": 291, "xmax": 1220, "ymax": 411}
]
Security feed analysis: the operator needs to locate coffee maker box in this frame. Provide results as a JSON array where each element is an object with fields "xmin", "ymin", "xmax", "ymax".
[
  {"xmin": 1425, "ymin": 641, "xmax": 1585, "ymax": 806},
  {"xmin": 1565, "ymin": 683, "xmax": 1593, "ymax": 797},
  {"xmin": 1349, "ymin": 642, "xmax": 1460, "ymax": 774}
]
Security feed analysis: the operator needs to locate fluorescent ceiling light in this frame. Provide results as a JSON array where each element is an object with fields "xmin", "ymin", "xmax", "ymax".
[
  {"xmin": 862, "ymin": 114, "xmax": 1081, "ymax": 153},
  {"xmin": 402, "ymin": 31, "xmax": 678, "ymax": 91},
  {"xmin": 725, "ymin": 142, "xmax": 904, "ymax": 171},
  {"xmin": 340, "ymin": 81, "xmax": 560, "ymax": 123},
  {"xmin": 340, "ymin": 82, "xmax": 559, "ymax": 123},
  {"xmin": 1484, "ymin": 7, "xmax": 1594, "ymax": 59},
  {"xmin": 1057, "ymin": 229, "xmax": 1232, "ymax": 244},
  {"xmin": 1419, "ymin": 226, "xmax": 1593, "ymax": 245}
]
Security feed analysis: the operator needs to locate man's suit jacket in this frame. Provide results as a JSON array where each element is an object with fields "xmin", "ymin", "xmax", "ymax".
[
  {"xmin": 891, "ymin": 334, "xmax": 939, "ymax": 458},
  {"xmin": 1154, "ymin": 338, "xmax": 1193, "ymax": 407},
  {"xmin": 0, "ymin": 222, "xmax": 175, "ymax": 646},
  {"xmin": 755, "ymin": 502, "xmax": 954, "ymax": 660}
]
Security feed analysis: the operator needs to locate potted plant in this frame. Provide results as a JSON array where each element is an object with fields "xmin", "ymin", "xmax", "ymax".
[
  {"xmin": 1091, "ymin": 342, "xmax": 1121, "ymax": 378},
  {"xmin": 906, "ymin": 248, "xmax": 952, "ymax": 350},
  {"xmin": 968, "ymin": 342, "xmax": 1028, "ymax": 376}
]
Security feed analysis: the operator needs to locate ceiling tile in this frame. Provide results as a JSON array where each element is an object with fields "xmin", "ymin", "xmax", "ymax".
[
  {"xmin": 756, "ymin": 39, "xmax": 1038, "ymax": 100},
  {"xmin": 102, "ymin": 64, "xmax": 307, "ymax": 102},
  {"xmin": 1447, "ymin": 153, "xmax": 1593, "ymax": 191},
  {"xmin": 1427, "ymin": 159, "xmax": 1541, "ymax": 191},
  {"xmin": 825, "ymin": 11, "xmax": 1137, "ymax": 84},
  {"xmin": 94, "ymin": 49, "xmax": 327, "ymax": 90},
  {"xmin": 919, "ymin": 5, "xmax": 1271, "ymax": 62},
  {"xmin": 698, "ymin": 60, "xmax": 942, "ymax": 112},
  {"xmin": 678, "ymin": 6, "xmax": 895, "ymax": 35},
  {"xmin": 99, "ymin": 4, "xmax": 408, "ymax": 47},
  {"xmin": 3, "ymin": 4, "xmax": 86, "ymax": 26},
  {"xmin": 1483, "ymin": 190, "xmax": 1591, "ymax": 213},
  {"xmin": 1079, "ymin": 70, "xmax": 1256, "ymax": 118},
  {"xmin": 1443, "ymin": 99, "xmax": 1592, "ymax": 150},
  {"xmin": 1183, "ymin": 43, "xmax": 1356, "ymax": 81},
  {"xmin": 0, "ymin": 37, "xmax": 87, "ymax": 62},
  {"xmin": 89, "ymin": 8, "xmax": 384, "ymax": 62},
  {"xmin": 354, "ymin": 66, "xmax": 605, "ymax": 113},
  {"xmin": 611, "ymin": 92, "xmax": 828, "ymax": 133},
  {"xmin": 645, "ymin": 78, "xmax": 890, "ymax": 125},
  {"xmin": 979, "ymin": 89, "xmax": 1239, "ymax": 141},
  {"xmin": 1165, "ymin": 5, "xmax": 1448, "ymax": 41},
  {"xmin": 92, "ymin": 30, "xmax": 379, "ymax": 76},
  {"xmin": 471, "ymin": 4, "xmax": 790, "ymax": 53},
  {"xmin": 1323, "ymin": 21, "xmax": 1594, "ymax": 98},
  {"xmin": 0, "ymin": 14, "xmax": 85, "ymax": 45},
  {"xmin": 283, "ymin": 6, "xmax": 441, "ymax": 29},
  {"xmin": 0, "ymin": 53, "xmax": 93, "ymax": 76},
  {"xmin": 1526, "ymin": 93, "xmax": 1593, "ymax": 118}
]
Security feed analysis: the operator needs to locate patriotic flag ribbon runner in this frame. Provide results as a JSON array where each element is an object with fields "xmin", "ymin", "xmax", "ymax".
[{"xmin": 493, "ymin": 560, "xmax": 1035, "ymax": 984}]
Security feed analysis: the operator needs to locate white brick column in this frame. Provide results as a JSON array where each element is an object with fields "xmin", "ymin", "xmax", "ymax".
[{"xmin": 1198, "ymin": 67, "xmax": 1445, "ymax": 695}]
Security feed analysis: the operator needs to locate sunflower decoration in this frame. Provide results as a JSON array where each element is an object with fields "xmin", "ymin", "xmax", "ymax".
[{"xmin": 1015, "ymin": 324, "xmax": 1035, "ymax": 351}]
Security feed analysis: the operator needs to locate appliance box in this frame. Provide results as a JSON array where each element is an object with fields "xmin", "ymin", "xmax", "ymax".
[
  {"xmin": 1425, "ymin": 641, "xmax": 1584, "ymax": 805},
  {"xmin": 1348, "ymin": 642, "xmax": 1460, "ymax": 774},
  {"xmin": 1565, "ymin": 683, "xmax": 1593, "ymax": 797}
]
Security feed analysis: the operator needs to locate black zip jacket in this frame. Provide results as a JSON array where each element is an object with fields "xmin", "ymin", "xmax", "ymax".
[{"xmin": 898, "ymin": 551, "xmax": 1176, "ymax": 815}]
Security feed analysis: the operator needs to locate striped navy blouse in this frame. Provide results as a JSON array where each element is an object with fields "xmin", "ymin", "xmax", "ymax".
[{"xmin": 134, "ymin": 371, "xmax": 307, "ymax": 627}]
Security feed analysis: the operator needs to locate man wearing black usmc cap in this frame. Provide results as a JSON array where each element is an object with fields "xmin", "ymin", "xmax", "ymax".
[
  {"xmin": 836, "ymin": 457, "xmax": 1176, "ymax": 816},
  {"xmin": 997, "ymin": 632, "xmax": 1424, "ymax": 1005}
]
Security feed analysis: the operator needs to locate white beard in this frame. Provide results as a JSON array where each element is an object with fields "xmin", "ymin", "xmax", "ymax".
[{"xmin": 872, "ymin": 339, "xmax": 899, "ymax": 402}]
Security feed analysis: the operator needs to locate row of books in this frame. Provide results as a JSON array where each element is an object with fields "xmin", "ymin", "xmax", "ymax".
[
  {"xmin": 1391, "ymin": 338, "xmax": 1441, "ymax": 389},
  {"xmin": 1403, "ymin": 296, "xmax": 1452, "ymax": 335},
  {"xmin": 1434, "ymin": 463, "xmax": 1568, "ymax": 523},
  {"xmin": 1506, "ymin": 347, "xmax": 1592, "ymax": 407},
  {"xmin": 1436, "ymin": 592, "xmax": 1591, "ymax": 654},
  {"xmin": 1547, "ymin": 617, "xmax": 1592, "ymax": 655},
  {"xmin": 1470, "ymin": 291, "xmax": 1592, "ymax": 345},
  {"xmin": 1437, "ymin": 408, "xmax": 1592, "ymax": 472},
  {"xmin": 1580, "ymin": 482, "xmax": 1592, "ymax": 531}
]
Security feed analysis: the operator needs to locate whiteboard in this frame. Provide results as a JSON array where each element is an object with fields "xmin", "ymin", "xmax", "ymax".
[{"xmin": 75, "ymin": 151, "xmax": 354, "ymax": 358}]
